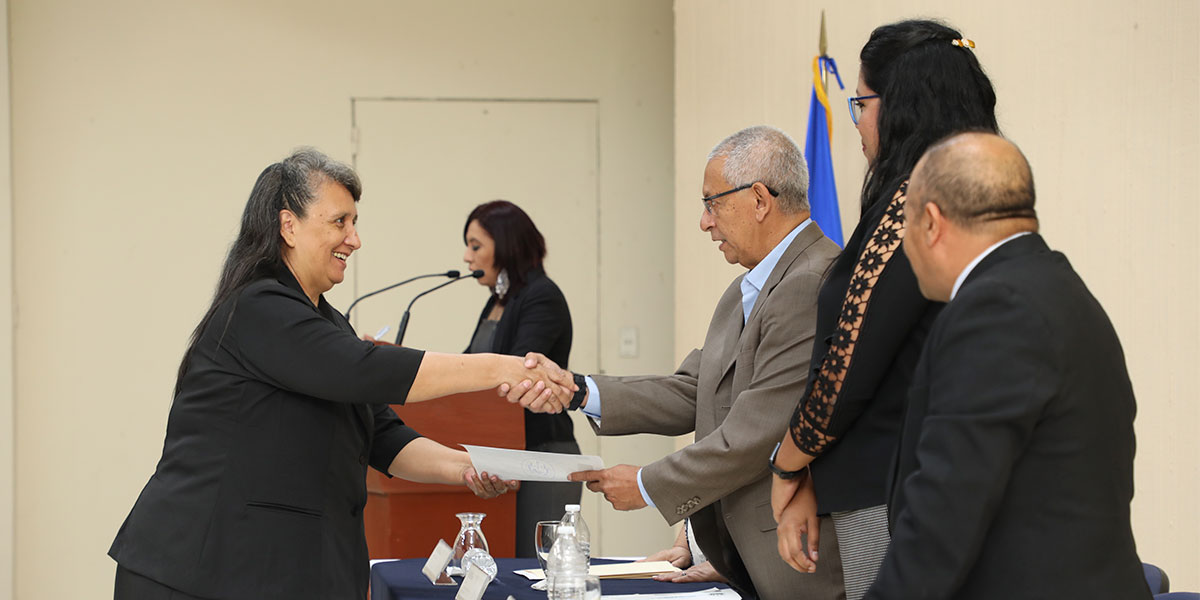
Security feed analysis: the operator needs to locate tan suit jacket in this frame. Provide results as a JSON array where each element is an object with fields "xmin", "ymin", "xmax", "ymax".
[{"xmin": 590, "ymin": 224, "xmax": 843, "ymax": 600}]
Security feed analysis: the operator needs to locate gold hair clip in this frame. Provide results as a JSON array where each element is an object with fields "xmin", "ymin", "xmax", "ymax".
[{"xmin": 951, "ymin": 38, "xmax": 976, "ymax": 49}]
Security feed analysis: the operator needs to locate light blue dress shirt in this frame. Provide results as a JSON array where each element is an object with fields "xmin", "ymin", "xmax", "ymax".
[{"xmin": 583, "ymin": 219, "xmax": 814, "ymax": 508}]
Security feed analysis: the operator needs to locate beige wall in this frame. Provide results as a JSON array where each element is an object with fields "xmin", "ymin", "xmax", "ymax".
[
  {"xmin": 9, "ymin": 1, "xmax": 675, "ymax": 596},
  {"xmin": 1, "ymin": 0, "xmax": 13, "ymax": 597},
  {"xmin": 676, "ymin": 0, "xmax": 1199, "ymax": 591},
  {"xmin": 7, "ymin": 1, "xmax": 1197, "ymax": 596}
]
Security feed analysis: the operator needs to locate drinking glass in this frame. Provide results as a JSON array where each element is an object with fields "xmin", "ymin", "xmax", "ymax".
[{"xmin": 534, "ymin": 520, "xmax": 560, "ymax": 572}]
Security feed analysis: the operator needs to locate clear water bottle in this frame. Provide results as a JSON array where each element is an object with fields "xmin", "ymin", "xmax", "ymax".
[
  {"xmin": 546, "ymin": 523, "xmax": 588, "ymax": 600},
  {"xmin": 560, "ymin": 504, "xmax": 591, "ymax": 564}
]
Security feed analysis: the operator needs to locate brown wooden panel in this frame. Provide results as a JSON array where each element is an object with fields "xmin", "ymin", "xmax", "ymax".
[
  {"xmin": 365, "ymin": 488, "xmax": 517, "ymax": 560},
  {"xmin": 364, "ymin": 389, "xmax": 525, "ymax": 559}
]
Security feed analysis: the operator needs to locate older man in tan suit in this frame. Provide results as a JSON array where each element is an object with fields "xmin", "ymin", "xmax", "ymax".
[{"xmin": 562, "ymin": 126, "xmax": 844, "ymax": 600}]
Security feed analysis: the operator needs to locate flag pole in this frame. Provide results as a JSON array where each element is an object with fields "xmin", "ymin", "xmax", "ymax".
[
  {"xmin": 819, "ymin": 10, "xmax": 828, "ymax": 90},
  {"xmin": 807, "ymin": 9, "xmax": 845, "ymax": 246}
]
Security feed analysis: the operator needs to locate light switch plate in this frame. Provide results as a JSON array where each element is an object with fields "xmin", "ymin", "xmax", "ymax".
[{"xmin": 618, "ymin": 327, "xmax": 638, "ymax": 358}]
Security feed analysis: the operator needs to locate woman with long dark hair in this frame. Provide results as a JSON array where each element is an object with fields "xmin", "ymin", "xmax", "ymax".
[
  {"xmin": 768, "ymin": 19, "xmax": 999, "ymax": 599},
  {"xmin": 462, "ymin": 200, "xmax": 582, "ymax": 558},
  {"xmin": 109, "ymin": 149, "xmax": 573, "ymax": 600}
]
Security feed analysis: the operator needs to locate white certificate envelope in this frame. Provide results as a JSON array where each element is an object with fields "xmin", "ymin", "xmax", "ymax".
[{"xmin": 462, "ymin": 444, "xmax": 604, "ymax": 482}]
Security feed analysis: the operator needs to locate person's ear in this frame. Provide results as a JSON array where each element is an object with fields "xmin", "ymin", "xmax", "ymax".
[
  {"xmin": 923, "ymin": 202, "xmax": 945, "ymax": 246},
  {"xmin": 279, "ymin": 209, "xmax": 299, "ymax": 248},
  {"xmin": 751, "ymin": 182, "xmax": 773, "ymax": 222}
]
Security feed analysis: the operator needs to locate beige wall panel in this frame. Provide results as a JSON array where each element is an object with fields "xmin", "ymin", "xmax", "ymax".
[
  {"xmin": 676, "ymin": 0, "xmax": 1198, "ymax": 590},
  {"xmin": 10, "ymin": 1, "xmax": 675, "ymax": 596},
  {"xmin": 347, "ymin": 99, "xmax": 599, "ymax": 365},
  {"xmin": 0, "ymin": 1, "xmax": 13, "ymax": 598}
]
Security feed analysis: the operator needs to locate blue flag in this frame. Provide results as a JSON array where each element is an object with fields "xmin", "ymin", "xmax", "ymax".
[{"xmin": 805, "ymin": 56, "xmax": 844, "ymax": 247}]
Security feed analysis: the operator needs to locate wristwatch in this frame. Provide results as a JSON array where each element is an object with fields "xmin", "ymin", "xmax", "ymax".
[
  {"xmin": 568, "ymin": 373, "xmax": 587, "ymax": 411},
  {"xmin": 768, "ymin": 442, "xmax": 808, "ymax": 480}
]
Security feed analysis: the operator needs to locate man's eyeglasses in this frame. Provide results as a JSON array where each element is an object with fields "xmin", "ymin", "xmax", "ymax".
[
  {"xmin": 847, "ymin": 94, "xmax": 880, "ymax": 125},
  {"xmin": 702, "ymin": 182, "xmax": 779, "ymax": 214}
]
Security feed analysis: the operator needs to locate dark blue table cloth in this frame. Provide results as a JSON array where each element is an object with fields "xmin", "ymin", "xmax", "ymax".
[{"xmin": 370, "ymin": 557, "xmax": 733, "ymax": 600}]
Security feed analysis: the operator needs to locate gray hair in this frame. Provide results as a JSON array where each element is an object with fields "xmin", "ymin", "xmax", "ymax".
[
  {"xmin": 708, "ymin": 126, "xmax": 809, "ymax": 213},
  {"xmin": 278, "ymin": 147, "xmax": 362, "ymax": 216}
]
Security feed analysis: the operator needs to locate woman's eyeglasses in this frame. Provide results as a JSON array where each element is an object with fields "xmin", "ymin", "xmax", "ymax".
[{"xmin": 847, "ymin": 94, "xmax": 880, "ymax": 125}]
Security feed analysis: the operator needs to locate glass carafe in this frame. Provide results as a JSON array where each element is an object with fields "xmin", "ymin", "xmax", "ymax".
[{"xmin": 446, "ymin": 512, "xmax": 489, "ymax": 577}]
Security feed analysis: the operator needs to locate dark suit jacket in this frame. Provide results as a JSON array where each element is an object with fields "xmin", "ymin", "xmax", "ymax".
[
  {"xmin": 110, "ymin": 267, "xmax": 426, "ymax": 600},
  {"xmin": 467, "ymin": 268, "xmax": 576, "ymax": 449},
  {"xmin": 865, "ymin": 234, "xmax": 1150, "ymax": 599}
]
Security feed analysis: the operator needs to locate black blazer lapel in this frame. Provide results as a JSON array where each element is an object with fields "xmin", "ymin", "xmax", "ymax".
[{"xmin": 474, "ymin": 268, "xmax": 547, "ymax": 356}]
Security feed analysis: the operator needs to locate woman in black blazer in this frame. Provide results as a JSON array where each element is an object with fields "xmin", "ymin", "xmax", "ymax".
[
  {"xmin": 767, "ymin": 20, "xmax": 1001, "ymax": 599},
  {"xmin": 108, "ymin": 150, "xmax": 575, "ymax": 600},
  {"xmin": 462, "ymin": 200, "xmax": 582, "ymax": 558}
]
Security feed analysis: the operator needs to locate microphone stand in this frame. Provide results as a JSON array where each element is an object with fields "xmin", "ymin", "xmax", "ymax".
[
  {"xmin": 343, "ymin": 270, "xmax": 460, "ymax": 320},
  {"xmin": 395, "ymin": 270, "xmax": 483, "ymax": 345}
]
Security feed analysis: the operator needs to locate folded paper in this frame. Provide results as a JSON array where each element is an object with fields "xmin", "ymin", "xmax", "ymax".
[
  {"xmin": 513, "ymin": 560, "xmax": 681, "ymax": 580},
  {"xmin": 462, "ymin": 444, "xmax": 603, "ymax": 482}
]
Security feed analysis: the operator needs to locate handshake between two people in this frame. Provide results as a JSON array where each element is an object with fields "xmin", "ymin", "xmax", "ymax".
[
  {"xmin": 495, "ymin": 362, "xmax": 650, "ymax": 514},
  {"xmin": 496, "ymin": 352, "xmax": 579, "ymax": 414}
]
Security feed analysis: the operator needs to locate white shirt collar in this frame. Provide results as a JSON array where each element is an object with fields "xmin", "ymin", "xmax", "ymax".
[{"xmin": 950, "ymin": 231, "xmax": 1033, "ymax": 300}]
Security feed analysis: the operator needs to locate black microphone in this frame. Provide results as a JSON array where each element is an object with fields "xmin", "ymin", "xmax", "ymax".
[
  {"xmin": 395, "ymin": 269, "xmax": 484, "ymax": 345},
  {"xmin": 343, "ymin": 270, "xmax": 462, "ymax": 319}
]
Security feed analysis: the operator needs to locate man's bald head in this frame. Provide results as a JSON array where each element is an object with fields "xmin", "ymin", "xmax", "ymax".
[
  {"xmin": 909, "ymin": 132, "xmax": 1037, "ymax": 234},
  {"xmin": 902, "ymin": 133, "xmax": 1040, "ymax": 301}
]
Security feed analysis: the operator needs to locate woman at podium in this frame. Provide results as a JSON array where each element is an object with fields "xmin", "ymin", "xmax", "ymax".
[
  {"xmin": 108, "ymin": 149, "xmax": 574, "ymax": 600},
  {"xmin": 462, "ymin": 200, "xmax": 582, "ymax": 558}
]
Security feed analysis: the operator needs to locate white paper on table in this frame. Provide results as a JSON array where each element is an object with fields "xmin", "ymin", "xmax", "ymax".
[
  {"xmin": 455, "ymin": 564, "xmax": 492, "ymax": 600},
  {"xmin": 420, "ymin": 539, "xmax": 454, "ymax": 585},
  {"xmin": 601, "ymin": 587, "xmax": 742, "ymax": 600},
  {"xmin": 514, "ymin": 561, "xmax": 681, "ymax": 581},
  {"xmin": 462, "ymin": 444, "xmax": 603, "ymax": 482}
]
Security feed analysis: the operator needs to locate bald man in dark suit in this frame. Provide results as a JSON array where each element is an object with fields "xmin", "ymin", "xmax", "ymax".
[{"xmin": 865, "ymin": 132, "xmax": 1151, "ymax": 599}]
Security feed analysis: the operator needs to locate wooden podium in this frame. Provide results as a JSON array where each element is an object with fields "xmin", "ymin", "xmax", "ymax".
[{"xmin": 363, "ymin": 390, "xmax": 525, "ymax": 559}]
